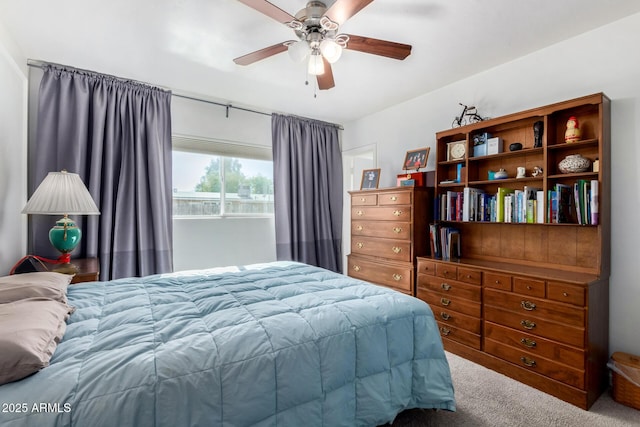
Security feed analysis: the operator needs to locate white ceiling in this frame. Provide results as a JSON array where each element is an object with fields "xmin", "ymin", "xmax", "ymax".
[{"xmin": 2, "ymin": 0, "xmax": 640, "ymax": 124}]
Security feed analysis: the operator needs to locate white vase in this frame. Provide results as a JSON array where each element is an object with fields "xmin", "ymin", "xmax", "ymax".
[{"xmin": 558, "ymin": 154, "xmax": 591, "ymax": 174}]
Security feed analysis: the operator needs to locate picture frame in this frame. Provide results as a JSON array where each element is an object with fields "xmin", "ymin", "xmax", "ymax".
[
  {"xmin": 360, "ymin": 168, "xmax": 381, "ymax": 190},
  {"xmin": 403, "ymin": 147, "xmax": 430, "ymax": 171}
]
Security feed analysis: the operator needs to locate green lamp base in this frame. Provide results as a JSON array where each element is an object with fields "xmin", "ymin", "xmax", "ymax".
[{"xmin": 49, "ymin": 216, "xmax": 82, "ymax": 274}]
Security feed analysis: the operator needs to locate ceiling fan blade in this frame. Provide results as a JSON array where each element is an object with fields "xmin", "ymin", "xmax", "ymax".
[
  {"xmin": 235, "ymin": 0, "xmax": 295, "ymax": 24},
  {"xmin": 324, "ymin": 0, "xmax": 374, "ymax": 25},
  {"xmin": 317, "ymin": 58, "xmax": 335, "ymax": 90},
  {"xmin": 233, "ymin": 43, "xmax": 288, "ymax": 65},
  {"xmin": 344, "ymin": 34, "xmax": 412, "ymax": 60}
]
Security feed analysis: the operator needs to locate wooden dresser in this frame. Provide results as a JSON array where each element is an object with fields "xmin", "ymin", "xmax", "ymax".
[
  {"xmin": 347, "ymin": 187, "xmax": 431, "ymax": 295},
  {"xmin": 417, "ymin": 257, "xmax": 608, "ymax": 409}
]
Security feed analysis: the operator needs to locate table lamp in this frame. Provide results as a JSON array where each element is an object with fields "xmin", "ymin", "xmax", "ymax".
[{"xmin": 22, "ymin": 170, "xmax": 100, "ymax": 274}]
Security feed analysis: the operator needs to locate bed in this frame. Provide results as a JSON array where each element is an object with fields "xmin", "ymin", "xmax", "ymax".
[{"xmin": 0, "ymin": 261, "xmax": 455, "ymax": 426}]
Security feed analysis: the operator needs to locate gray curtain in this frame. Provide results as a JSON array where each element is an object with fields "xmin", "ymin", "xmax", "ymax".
[
  {"xmin": 271, "ymin": 113, "xmax": 343, "ymax": 273},
  {"xmin": 29, "ymin": 64, "xmax": 173, "ymax": 280}
]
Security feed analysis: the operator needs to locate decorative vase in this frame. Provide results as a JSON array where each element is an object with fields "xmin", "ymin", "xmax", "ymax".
[
  {"xmin": 494, "ymin": 168, "xmax": 508, "ymax": 179},
  {"xmin": 558, "ymin": 154, "xmax": 591, "ymax": 173}
]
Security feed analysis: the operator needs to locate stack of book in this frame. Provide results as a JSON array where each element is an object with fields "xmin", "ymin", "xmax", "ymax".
[{"xmin": 429, "ymin": 223, "xmax": 461, "ymax": 260}]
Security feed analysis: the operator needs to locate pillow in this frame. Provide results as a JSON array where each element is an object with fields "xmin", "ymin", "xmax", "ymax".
[
  {"xmin": 0, "ymin": 272, "xmax": 73, "ymax": 304},
  {"xmin": 0, "ymin": 298, "xmax": 74, "ymax": 385}
]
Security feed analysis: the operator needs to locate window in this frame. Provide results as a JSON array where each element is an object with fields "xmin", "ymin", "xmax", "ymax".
[{"xmin": 172, "ymin": 137, "xmax": 274, "ymax": 217}]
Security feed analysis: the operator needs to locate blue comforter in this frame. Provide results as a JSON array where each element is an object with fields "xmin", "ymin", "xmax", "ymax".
[{"xmin": 1, "ymin": 262, "xmax": 455, "ymax": 426}]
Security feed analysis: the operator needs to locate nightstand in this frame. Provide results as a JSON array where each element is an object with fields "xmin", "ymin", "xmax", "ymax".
[{"xmin": 70, "ymin": 258, "xmax": 100, "ymax": 284}]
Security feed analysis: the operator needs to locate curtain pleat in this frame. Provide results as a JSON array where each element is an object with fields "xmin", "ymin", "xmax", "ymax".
[
  {"xmin": 29, "ymin": 64, "xmax": 173, "ymax": 280},
  {"xmin": 271, "ymin": 114, "xmax": 343, "ymax": 273}
]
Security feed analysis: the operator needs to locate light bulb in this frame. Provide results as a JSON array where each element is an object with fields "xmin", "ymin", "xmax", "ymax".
[
  {"xmin": 288, "ymin": 40, "xmax": 310, "ymax": 63},
  {"xmin": 308, "ymin": 53, "xmax": 325, "ymax": 75},
  {"xmin": 320, "ymin": 39, "xmax": 342, "ymax": 63}
]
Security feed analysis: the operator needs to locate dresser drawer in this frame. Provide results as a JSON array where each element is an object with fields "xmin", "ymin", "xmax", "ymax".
[
  {"xmin": 434, "ymin": 308, "xmax": 481, "ymax": 334},
  {"xmin": 435, "ymin": 263, "xmax": 457, "ymax": 280},
  {"xmin": 438, "ymin": 321, "xmax": 481, "ymax": 350},
  {"xmin": 351, "ymin": 206, "xmax": 411, "ymax": 221},
  {"xmin": 352, "ymin": 193, "xmax": 378, "ymax": 206},
  {"xmin": 417, "ymin": 289, "xmax": 481, "ymax": 317},
  {"xmin": 513, "ymin": 277, "xmax": 546, "ymax": 298},
  {"xmin": 547, "ymin": 281, "xmax": 586, "ymax": 306},
  {"xmin": 484, "ymin": 306, "xmax": 585, "ymax": 348},
  {"xmin": 483, "ymin": 272, "xmax": 512, "ymax": 291},
  {"xmin": 484, "ymin": 322, "xmax": 585, "ymax": 369},
  {"xmin": 351, "ymin": 220, "xmax": 411, "ymax": 240},
  {"xmin": 484, "ymin": 288, "xmax": 584, "ymax": 327},
  {"xmin": 417, "ymin": 275, "xmax": 481, "ymax": 302},
  {"xmin": 347, "ymin": 255, "xmax": 413, "ymax": 293},
  {"xmin": 416, "ymin": 258, "xmax": 436, "ymax": 276},
  {"xmin": 457, "ymin": 267, "xmax": 481, "ymax": 285},
  {"xmin": 351, "ymin": 236, "xmax": 411, "ymax": 262},
  {"xmin": 485, "ymin": 338, "xmax": 585, "ymax": 389},
  {"xmin": 378, "ymin": 191, "xmax": 412, "ymax": 205}
]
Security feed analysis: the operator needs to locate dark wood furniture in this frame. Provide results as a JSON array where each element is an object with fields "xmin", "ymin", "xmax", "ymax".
[
  {"xmin": 69, "ymin": 258, "xmax": 100, "ymax": 284},
  {"xmin": 347, "ymin": 187, "xmax": 432, "ymax": 295},
  {"xmin": 420, "ymin": 93, "xmax": 610, "ymax": 410}
]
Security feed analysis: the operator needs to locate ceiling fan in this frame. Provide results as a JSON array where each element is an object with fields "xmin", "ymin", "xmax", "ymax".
[{"xmin": 233, "ymin": 0, "xmax": 412, "ymax": 90}]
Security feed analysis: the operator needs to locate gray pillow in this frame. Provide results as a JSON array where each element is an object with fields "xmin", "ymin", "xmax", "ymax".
[
  {"xmin": 0, "ymin": 272, "xmax": 72, "ymax": 304},
  {"xmin": 0, "ymin": 298, "xmax": 74, "ymax": 385}
]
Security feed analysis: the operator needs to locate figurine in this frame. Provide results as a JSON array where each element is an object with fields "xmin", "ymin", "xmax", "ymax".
[
  {"xmin": 565, "ymin": 116, "xmax": 581, "ymax": 143},
  {"xmin": 532, "ymin": 166, "xmax": 543, "ymax": 177},
  {"xmin": 533, "ymin": 121, "xmax": 543, "ymax": 148}
]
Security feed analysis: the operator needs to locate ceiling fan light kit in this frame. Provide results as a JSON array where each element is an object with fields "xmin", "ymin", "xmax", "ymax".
[{"xmin": 234, "ymin": 0, "xmax": 412, "ymax": 90}]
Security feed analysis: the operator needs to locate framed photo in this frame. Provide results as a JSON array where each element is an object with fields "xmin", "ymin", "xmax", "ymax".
[
  {"xmin": 403, "ymin": 147, "xmax": 430, "ymax": 171},
  {"xmin": 360, "ymin": 168, "xmax": 381, "ymax": 190}
]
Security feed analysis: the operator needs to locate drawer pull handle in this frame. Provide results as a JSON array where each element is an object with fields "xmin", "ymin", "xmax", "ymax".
[
  {"xmin": 392, "ymin": 274, "xmax": 402, "ymax": 281},
  {"xmin": 392, "ymin": 247, "xmax": 402, "ymax": 254},
  {"xmin": 356, "ymin": 225, "xmax": 363, "ymax": 231},
  {"xmin": 393, "ymin": 210, "xmax": 403, "ymax": 217},
  {"xmin": 353, "ymin": 265, "xmax": 361, "ymax": 272},
  {"xmin": 520, "ymin": 357, "xmax": 536, "ymax": 368},
  {"xmin": 356, "ymin": 210, "xmax": 364, "ymax": 216},
  {"xmin": 440, "ymin": 327, "xmax": 451, "ymax": 336},
  {"xmin": 520, "ymin": 338, "xmax": 537, "ymax": 348},
  {"xmin": 441, "ymin": 283, "xmax": 451, "ymax": 291},
  {"xmin": 360, "ymin": 197, "xmax": 366, "ymax": 202},
  {"xmin": 520, "ymin": 319, "xmax": 536, "ymax": 330},
  {"xmin": 526, "ymin": 285, "xmax": 532, "ymax": 290},
  {"xmin": 495, "ymin": 280, "xmax": 501, "ymax": 284},
  {"xmin": 563, "ymin": 292, "xmax": 569, "ymax": 297},
  {"xmin": 393, "ymin": 227, "xmax": 403, "ymax": 233},
  {"xmin": 521, "ymin": 300, "xmax": 536, "ymax": 311},
  {"xmin": 440, "ymin": 297, "xmax": 451, "ymax": 306},
  {"xmin": 440, "ymin": 312, "xmax": 451, "ymax": 321},
  {"xmin": 390, "ymin": 196, "xmax": 398, "ymax": 201},
  {"xmin": 357, "ymin": 242, "xmax": 364, "ymax": 249}
]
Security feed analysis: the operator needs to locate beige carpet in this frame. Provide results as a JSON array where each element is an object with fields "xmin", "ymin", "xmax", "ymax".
[{"xmin": 387, "ymin": 352, "xmax": 639, "ymax": 426}]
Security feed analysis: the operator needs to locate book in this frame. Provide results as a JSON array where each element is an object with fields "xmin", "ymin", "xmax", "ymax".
[
  {"xmin": 555, "ymin": 183, "xmax": 574, "ymax": 223},
  {"xmin": 536, "ymin": 190, "xmax": 545, "ymax": 223},
  {"xmin": 496, "ymin": 187, "xmax": 515, "ymax": 222},
  {"xmin": 462, "ymin": 187, "xmax": 484, "ymax": 221},
  {"xmin": 590, "ymin": 179, "xmax": 599, "ymax": 225}
]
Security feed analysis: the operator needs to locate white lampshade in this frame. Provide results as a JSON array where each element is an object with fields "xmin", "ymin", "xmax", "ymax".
[
  {"xmin": 308, "ymin": 52, "xmax": 325, "ymax": 76},
  {"xmin": 320, "ymin": 39, "xmax": 342, "ymax": 63},
  {"xmin": 22, "ymin": 170, "xmax": 100, "ymax": 215},
  {"xmin": 288, "ymin": 40, "xmax": 310, "ymax": 63}
]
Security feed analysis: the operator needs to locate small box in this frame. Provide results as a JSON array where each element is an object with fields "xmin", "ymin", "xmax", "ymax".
[
  {"xmin": 473, "ymin": 144, "xmax": 487, "ymax": 157},
  {"xmin": 487, "ymin": 137, "xmax": 503, "ymax": 155},
  {"xmin": 610, "ymin": 352, "xmax": 640, "ymax": 410}
]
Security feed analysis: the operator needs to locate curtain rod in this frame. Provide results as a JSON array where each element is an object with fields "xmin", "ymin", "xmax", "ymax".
[{"xmin": 27, "ymin": 59, "xmax": 344, "ymax": 130}]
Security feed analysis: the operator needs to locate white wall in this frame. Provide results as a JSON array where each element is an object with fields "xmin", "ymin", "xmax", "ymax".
[
  {"xmin": 171, "ymin": 95, "xmax": 276, "ymax": 270},
  {"xmin": 342, "ymin": 13, "xmax": 640, "ymax": 356},
  {"xmin": 0, "ymin": 22, "xmax": 27, "ymax": 275}
]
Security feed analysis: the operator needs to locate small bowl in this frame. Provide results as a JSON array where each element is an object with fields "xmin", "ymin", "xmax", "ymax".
[{"xmin": 509, "ymin": 142, "xmax": 523, "ymax": 151}]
